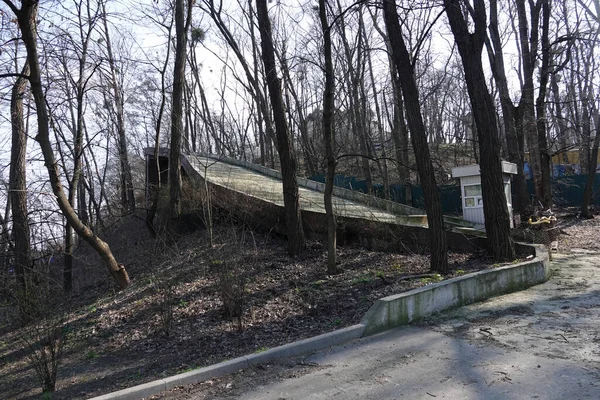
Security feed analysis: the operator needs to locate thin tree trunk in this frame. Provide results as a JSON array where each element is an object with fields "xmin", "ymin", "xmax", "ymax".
[
  {"xmin": 515, "ymin": 0, "xmax": 545, "ymax": 207},
  {"xmin": 168, "ymin": 0, "xmax": 192, "ymax": 231},
  {"xmin": 64, "ymin": 1, "xmax": 95, "ymax": 293},
  {"xmin": 487, "ymin": 0, "xmax": 530, "ymax": 215},
  {"xmin": 256, "ymin": 0, "xmax": 305, "ymax": 255},
  {"xmin": 10, "ymin": 0, "xmax": 129, "ymax": 289},
  {"xmin": 147, "ymin": 16, "xmax": 174, "ymax": 234},
  {"xmin": 363, "ymin": 20, "xmax": 389, "ymax": 198},
  {"xmin": 383, "ymin": 0, "xmax": 448, "ymax": 273},
  {"xmin": 369, "ymin": 9, "xmax": 411, "ymax": 202},
  {"xmin": 534, "ymin": 0, "xmax": 552, "ymax": 208},
  {"xmin": 444, "ymin": 0, "xmax": 515, "ymax": 261},
  {"xmin": 101, "ymin": 0, "xmax": 135, "ymax": 213},
  {"xmin": 336, "ymin": 1, "xmax": 372, "ymax": 192},
  {"xmin": 319, "ymin": 0, "xmax": 337, "ymax": 274},
  {"xmin": 9, "ymin": 60, "xmax": 32, "ymax": 293},
  {"xmin": 0, "ymin": 199, "xmax": 13, "ymax": 273},
  {"xmin": 201, "ymin": 0, "xmax": 278, "ymax": 163},
  {"xmin": 581, "ymin": 108, "xmax": 600, "ymax": 218},
  {"xmin": 551, "ymin": 74, "xmax": 570, "ymax": 163},
  {"xmin": 278, "ymin": 50, "xmax": 317, "ymax": 177}
]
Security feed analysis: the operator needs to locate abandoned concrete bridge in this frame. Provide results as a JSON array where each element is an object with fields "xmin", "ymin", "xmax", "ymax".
[{"xmin": 145, "ymin": 149, "xmax": 483, "ymax": 251}]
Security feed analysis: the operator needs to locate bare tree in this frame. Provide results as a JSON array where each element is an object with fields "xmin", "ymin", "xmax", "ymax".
[
  {"xmin": 168, "ymin": 0, "xmax": 193, "ymax": 232},
  {"xmin": 9, "ymin": 59, "xmax": 32, "ymax": 293},
  {"xmin": 144, "ymin": 5, "xmax": 174, "ymax": 234},
  {"xmin": 383, "ymin": 0, "xmax": 448, "ymax": 272},
  {"xmin": 100, "ymin": 0, "xmax": 136, "ymax": 214},
  {"xmin": 444, "ymin": 0, "xmax": 515, "ymax": 260},
  {"xmin": 581, "ymin": 104, "xmax": 600, "ymax": 217},
  {"xmin": 515, "ymin": 0, "xmax": 552, "ymax": 208},
  {"xmin": 319, "ymin": 0, "xmax": 337, "ymax": 273},
  {"xmin": 3, "ymin": 0, "xmax": 130, "ymax": 289},
  {"xmin": 256, "ymin": 0, "xmax": 305, "ymax": 255},
  {"xmin": 486, "ymin": 0, "xmax": 530, "ymax": 215}
]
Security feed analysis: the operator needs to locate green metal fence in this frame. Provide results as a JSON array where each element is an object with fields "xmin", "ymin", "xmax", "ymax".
[{"xmin": 309, "ymin": 173, "xmax": 600, "ymax": 212}]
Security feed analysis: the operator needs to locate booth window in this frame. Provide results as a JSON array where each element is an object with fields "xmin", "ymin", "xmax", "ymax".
[{"xmin": 464, "ymin": 184, "xmax": 482, "ymax": 208}]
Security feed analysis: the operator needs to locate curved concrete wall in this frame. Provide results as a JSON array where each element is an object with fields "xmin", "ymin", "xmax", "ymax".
[{"xmin": 361, "ymin": 245, "xmax": 549, "ymax": 336}]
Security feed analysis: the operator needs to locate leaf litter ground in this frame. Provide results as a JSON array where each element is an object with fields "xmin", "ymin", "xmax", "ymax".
[{"xmin": 0, "ymin": 214, "xmax": 534, "ymax": 399}]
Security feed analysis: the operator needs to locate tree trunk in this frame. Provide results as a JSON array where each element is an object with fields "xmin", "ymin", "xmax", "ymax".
[
  {"xmin": 369, "ymin": 9, "xmax": 411, "ymax": 196},
  {"xmin": 0, "ymin": 200, "xmax": 13, "ymax": 274},
  {"xmin": 63, "ymin": 6, "xmax": 93, "ymax": 293},
  {"xmin": 383, "ymin": 0, "xmax": 448, "ymax": 273},
  {"xmin": 336, "ymin": 1, "xmax": 372, "ymax": 192},
  {"xmin": 551, "ymin": 74, "xmax": 570, "ymax": 164},
  {"xmin": 319, "ymin": 0, "xmax": 337, "ymax": 274},
  {"xmin": 363, "ymin": 19, "xmax": 389, "ymax": 198},
  {"xmin": 12, "ymin": 0, "xmax": 129, "ymax": 289},
  {"xmin": 101, "ymin": 0, "xmax": 135, "ymax": 214},
  {"xmin": 256, "ymin": 0, "xmax": 305, "ymax": 255},
  {"xmin": 487, "ymin": 0, "xmax": 530, "ymax": 215},
  {"xmin": 146, "ymin": 15, "xmax": 173, "ymax": 235},
  {"xmin": 515, "ymin": 0, "xmax": 546, "ymax": 208},
  {"xmin": 534, "ymin": 0, "xmax": 552, "ymax": 208},
  {"xmin": 581, "ymin": 109, "xmax": 600, "ymax": 218},
  {"xmin": 444, "ymin": 0, "xmax": 515, "ymax": 261},
  {"xmin": 168, "ymin": 0, "xmax": 192, "ymax": 231},
  {"xmin": 201, "ymin": 0, "xmax": 278, "ymax": 165},
  {"xmin": 278, "ymin": 50, "xmax": 318, "ymax": 177},
  {"xmin": 9, "ymin": 60, "xmax": 32, "ymax": 293}
]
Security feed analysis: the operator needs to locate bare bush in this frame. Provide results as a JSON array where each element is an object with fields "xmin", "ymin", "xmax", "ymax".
[
  {"xmin": 15, "ymin": 281, "xmax": 70, "ymax": 394},
  {"xmin": 211, "ymin": 228, "xmax": 255, "ymax": 331},
  {"xmin": 215, "ymin": 258, "xmax": 245, "ymax": 331},
  {"xmin": 151, "ymin": 270, "xmax": 176, "ymax": 337}
]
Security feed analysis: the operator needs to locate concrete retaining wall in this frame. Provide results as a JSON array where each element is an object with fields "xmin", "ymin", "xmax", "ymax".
[{"xmin": 360, "ymin": 246, "xmax": 550, "ymax": 336}]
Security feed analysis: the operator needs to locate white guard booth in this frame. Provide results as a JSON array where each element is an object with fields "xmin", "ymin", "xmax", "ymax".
[{"xmin": 451, "ymin": 161, "xmax": 517, "ymax": 229}]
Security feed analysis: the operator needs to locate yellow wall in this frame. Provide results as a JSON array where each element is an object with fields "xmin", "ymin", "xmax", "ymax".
[{"xmin": 525, "ymin": 150, "xmax": 600, "ymax": 164}]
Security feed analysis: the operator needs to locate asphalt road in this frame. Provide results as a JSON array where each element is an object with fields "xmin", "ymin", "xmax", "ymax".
[{"xmin": 237, "ymin": 251, "xmax": 600, "ymax": 400}]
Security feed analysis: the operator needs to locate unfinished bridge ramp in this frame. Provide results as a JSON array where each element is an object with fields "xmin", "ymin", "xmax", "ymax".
[{"xmin": 184, "ymin": 153, "xmax": 472, "ymax": 231}]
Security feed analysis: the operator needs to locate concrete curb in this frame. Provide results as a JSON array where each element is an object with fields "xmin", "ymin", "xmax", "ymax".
[
  {"xmin": 361, "ymin": 246, "xmax": 550, "ymax": 336},
  {"xmin": 89, "ymin": 324, "xmax": 366, "ymax": 400}
]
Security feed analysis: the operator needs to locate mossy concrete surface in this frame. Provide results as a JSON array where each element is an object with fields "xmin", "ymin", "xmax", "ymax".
[
  {"xmin": 186, "ymin": 152, "xmax": 474, "ymax": 229},
  {"xmin": 361, "ymin": 246, "xmax": 550, "ymax": 336}
]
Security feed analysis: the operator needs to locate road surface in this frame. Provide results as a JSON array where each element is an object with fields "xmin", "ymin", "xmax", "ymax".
[{"xmin": 236, "ymin": 251, "xmax": 600, "ymax": 399}]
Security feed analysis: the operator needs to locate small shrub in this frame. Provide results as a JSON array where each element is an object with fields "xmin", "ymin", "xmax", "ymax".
[
  {"xmin": 311, "ymin": 279, "xmax": 327, "ymax": 288},
  {"xmin": 86, "ymin": 350, "xmax": 98, "ymax": 360},
  {"xmin": 177, "ymin": 300, "xmax": 189, "ymax": 308},
  {"xmin": 213, "ymin": 228, "xmax": 252, "ymax": 331},
  {"xmin": 351, "ymin": 276, "xmax": 371, "ymax": 285},
  {"xmin": 217, "ymin": 262, "xmax": 246, "ymax": 331},
  {"xmin": 15, "ymin": 284, "xmax": 70, "ymax": 394},
  {"xmin": 151, "ymin": 270, "xmax": 175, "ymax": 337}
]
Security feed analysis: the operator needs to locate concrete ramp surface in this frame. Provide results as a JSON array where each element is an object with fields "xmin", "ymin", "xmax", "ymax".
[{"xmin": 186, "ymin": 153, "xmax": 423, "ymax": 226}]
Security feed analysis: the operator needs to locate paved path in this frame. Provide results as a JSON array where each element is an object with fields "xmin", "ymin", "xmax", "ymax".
[
  {"xmin": 187, "ymin": 155, "xmax": 424, "ymax": 226},
  {"xmin": 237, "ymin": 251, "xmax": 600, "ymax": 399}
]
